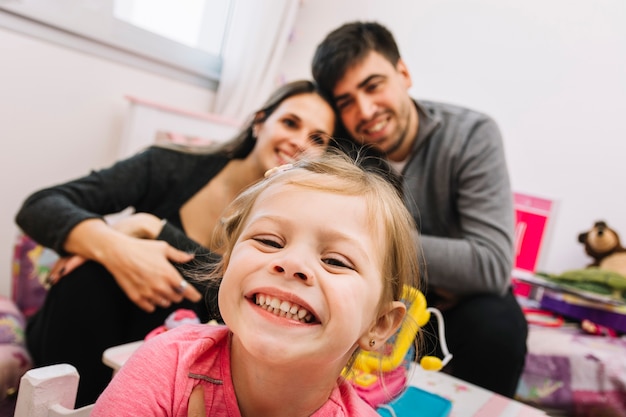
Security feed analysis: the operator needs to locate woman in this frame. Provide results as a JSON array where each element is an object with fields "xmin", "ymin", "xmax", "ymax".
[{"xmin": 15, "ymin": 80, "xmax": 337, "ymax": 406}]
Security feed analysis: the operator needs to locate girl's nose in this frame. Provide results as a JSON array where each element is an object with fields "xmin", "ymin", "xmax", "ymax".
[{"xmin": 273, "ymin": 264, "xmax": 311, "ymax": 283}]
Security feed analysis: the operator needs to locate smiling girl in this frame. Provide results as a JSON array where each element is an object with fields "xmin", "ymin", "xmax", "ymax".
[
  {"xmin": 17, "ymin": 80, "xmax": 337, "ymax": 406},
  {"xmin": 92, "ymin": 151, "xmax": 422, "ymax": 416}
]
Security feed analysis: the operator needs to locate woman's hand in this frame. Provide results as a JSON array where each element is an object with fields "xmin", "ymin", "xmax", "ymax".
[
  {"xmin": 47, "ymin": 255, "xmax": 86, "ymax": 285},
  {"xmin": 59, "ymin": 214, "xmax": 202, "ymax": 312},
  {"xmin": 100, "ymin": 236, "xmax": 201, "ymax": 312},
  {"xmin": 47, "ymin": 213, "xmax": 164, "ymax": 284},
  {"xmin": 109, "ymin": 212, "xmax": 166, "ymax": 240}
]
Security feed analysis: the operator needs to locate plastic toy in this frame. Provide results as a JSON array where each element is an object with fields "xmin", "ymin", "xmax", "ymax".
[
  {"xmin": 144, "ymin": 309, "xmax": 201, "ymax": 340},
  {"xmin": 345, "ymin": 286, "xmax": 452, "ymax": 408}
]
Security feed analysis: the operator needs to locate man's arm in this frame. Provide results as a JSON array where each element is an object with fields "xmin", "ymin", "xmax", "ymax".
[{"xmin": 419, "ymin": 118, "xmax": 514, "ymax": 297}]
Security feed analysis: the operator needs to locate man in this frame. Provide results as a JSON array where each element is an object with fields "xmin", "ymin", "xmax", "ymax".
[{"xmin": 312, "ymin": 21, "xmax": 527, "ymax": 398}]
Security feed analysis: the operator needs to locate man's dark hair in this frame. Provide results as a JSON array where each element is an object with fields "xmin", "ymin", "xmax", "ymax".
[
  {"xmin": 329, "ymin": 136, "xmax": 404, "ymax": 197},
  {"xmin": 312, "ymin": 21, "xmax": 401, "ymax": 96}
]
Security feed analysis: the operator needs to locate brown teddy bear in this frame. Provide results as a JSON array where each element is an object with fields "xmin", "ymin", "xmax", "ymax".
[{"xmin": 578, "ymin": 220, "xmax": 626, "ymax": 277}]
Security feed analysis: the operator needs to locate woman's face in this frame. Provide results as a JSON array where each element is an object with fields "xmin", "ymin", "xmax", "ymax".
[{"xmin": 252, "ymin": 93, "xmax": 335, "ymax": 170}]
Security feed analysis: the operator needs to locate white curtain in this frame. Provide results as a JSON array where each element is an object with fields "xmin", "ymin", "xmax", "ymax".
[{"xmin": 213, "ymin": 0, "xmax": 300, "ymax": 122}]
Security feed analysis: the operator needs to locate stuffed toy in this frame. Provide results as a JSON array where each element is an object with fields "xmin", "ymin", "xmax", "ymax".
[
  {"xmin": 578, "ymin": 220, "xmax": 626, "ymax": 277},
  {"xmin": 527, "ymin": 221, "xmax": 626, "ymax": 336},
  {"xmin": 534, "ymin": 221, "xmax": 626, "ymax": 305}
]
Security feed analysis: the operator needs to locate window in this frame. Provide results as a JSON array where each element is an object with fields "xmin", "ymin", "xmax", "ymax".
[{"xmin": 0, "ymin": 0, "xmax": 233, "ymax": 88}]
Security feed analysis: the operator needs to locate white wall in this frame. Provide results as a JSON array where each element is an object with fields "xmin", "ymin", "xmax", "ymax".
[
  {"xmin": 282, "ymin": 0, "xmax": 626, "ymax": 275},
  {"xmin": 0, "ymin": 27, "xmax": 216, "ymax": 297},
  {"xmin": 2, "ymin": 0, "xmax": 625, "ymax": 297}
]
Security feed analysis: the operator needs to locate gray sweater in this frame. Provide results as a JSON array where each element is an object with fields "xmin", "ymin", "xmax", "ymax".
[{"xmin": 403, "ymin": 100, "xmax": 514, "ymax": 296}]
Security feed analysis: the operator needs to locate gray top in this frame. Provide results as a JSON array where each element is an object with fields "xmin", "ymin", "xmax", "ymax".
[{"xmin": 403, "ymin": 100, "xmax": 514, "ymax": 296}]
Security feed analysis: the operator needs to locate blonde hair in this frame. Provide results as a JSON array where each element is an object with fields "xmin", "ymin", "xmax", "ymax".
[{"xmin": 208, "ymin": 150, "xmax": 422, "ymax": 315}]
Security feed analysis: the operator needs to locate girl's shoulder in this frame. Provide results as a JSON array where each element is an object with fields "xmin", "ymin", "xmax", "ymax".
[
  {"xmin": 153, "ymin": 322, "xmax": 229, "ymax": 345},
  {"xmin": 136, "ymin": 323, "xmax": 229, "ymax": 361},
  {"xmin": 134, "ymin": 323, "xmax": 230, "ymax": 372}
]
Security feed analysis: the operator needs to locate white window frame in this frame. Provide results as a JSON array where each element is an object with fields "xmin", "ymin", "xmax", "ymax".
[{"xmin": 0, "ymin": 0, "xmax": 232, "ymax": 89}]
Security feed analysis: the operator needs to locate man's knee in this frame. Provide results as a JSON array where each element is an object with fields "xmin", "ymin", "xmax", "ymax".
[
  {"xmin": 445, "ymin": 292, "xmax": 527, "ymax": 355},
  {"xmin": 440, "ymin": 292, "xmax": 528, "ymax": 397}
]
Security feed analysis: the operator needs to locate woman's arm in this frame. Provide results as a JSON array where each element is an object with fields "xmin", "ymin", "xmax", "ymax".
[
  {"xmin": 15, "ymin": 149, "xmax": 162, "ymax": 254},
  {"xmin": 69, "ymin": 216, "xmax": 203, "ymax": 311},
  {"xmin": 15, "ymin": 148, "xmax": 205, "ymax": 311},
  {"xmin": 48, "ymin": 213, "xmax": 206, "ymax": 312}
]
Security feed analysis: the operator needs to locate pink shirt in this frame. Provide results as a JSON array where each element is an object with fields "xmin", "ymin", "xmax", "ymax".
[{"xmin": 92, "ymin": 324, "xmax": 378, "ymax": 416}]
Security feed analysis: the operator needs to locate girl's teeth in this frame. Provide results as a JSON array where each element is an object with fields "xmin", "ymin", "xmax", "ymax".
[{"xmin": 255, "ymin": 294, "xmax": 313, "ymax": 323}]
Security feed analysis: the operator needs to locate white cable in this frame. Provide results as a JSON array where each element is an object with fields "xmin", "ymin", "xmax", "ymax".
[{"xmin": 427, "ymin": 307, "xmax": 453, "ymax": 367}]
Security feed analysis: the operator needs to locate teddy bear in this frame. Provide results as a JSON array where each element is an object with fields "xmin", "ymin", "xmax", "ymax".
[{"xmin": 578, "ymin": 220, "xmax": 626, "ymax": 277}]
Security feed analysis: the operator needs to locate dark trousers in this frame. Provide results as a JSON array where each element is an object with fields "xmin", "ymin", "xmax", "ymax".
[
  {"xmin": 421, "ymin": 289, "xmax": 528, "ymax": 398},
  {"xmin": 26, "ymin": 261, "xmax": 211, "ymax": 407}
]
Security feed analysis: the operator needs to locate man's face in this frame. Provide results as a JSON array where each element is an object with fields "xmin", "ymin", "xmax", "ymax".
[{"xmin": 332, "ymin": 51, "xmax": 417, "ymax": 161}]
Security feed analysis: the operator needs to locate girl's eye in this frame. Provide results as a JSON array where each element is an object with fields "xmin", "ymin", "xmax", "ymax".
[
  {"xmin": 254, "ymin": 238, "xmax": 282, "ymax": 249},
  {"xmin": 323, "ymin": 257, "xmax": 354, "ymax": 270}
]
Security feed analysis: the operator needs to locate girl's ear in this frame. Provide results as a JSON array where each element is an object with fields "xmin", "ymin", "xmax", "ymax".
[{"xmin": 358, "ymin": 301, "xmax": 406, "ymax": 351}]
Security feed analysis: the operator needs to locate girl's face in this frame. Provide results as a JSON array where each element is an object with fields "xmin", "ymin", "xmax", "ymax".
[
  {"xmin": 251, "ymin": 93, "xmax": 335, "ymax": 171},
  {"xmin": 219, "ymin": 182, "xmax": 387, "ymax": 370}
]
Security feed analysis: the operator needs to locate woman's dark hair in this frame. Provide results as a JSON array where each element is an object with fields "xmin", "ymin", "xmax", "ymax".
[
  {"xmin": 312, "ymin": 21, "xmax": 401, "ymax": 97},
  {"xmin": 156, "ymin": 80, "xmax": 335, "ymax": 159},
  {"xmin": 217, "ymin": 80, "xmax": 336, "ymax": 159}
]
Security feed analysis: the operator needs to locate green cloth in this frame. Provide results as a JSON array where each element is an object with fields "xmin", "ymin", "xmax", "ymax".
[{"xmin": 537, "ymin": 268, "xmax": 626, "ymax": 302}]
